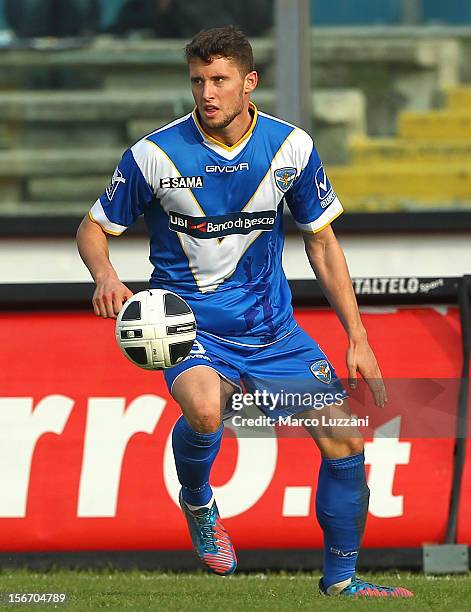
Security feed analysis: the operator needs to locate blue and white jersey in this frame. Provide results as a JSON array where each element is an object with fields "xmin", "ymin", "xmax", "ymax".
[{"xmin": 89, "ymin": 103, "xmax": 343, "ymax": 346}]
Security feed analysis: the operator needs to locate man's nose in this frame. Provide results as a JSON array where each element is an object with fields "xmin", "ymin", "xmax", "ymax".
[{"xmin": 202, "ymin": 82, "xmax": 215, "ymax": 100}]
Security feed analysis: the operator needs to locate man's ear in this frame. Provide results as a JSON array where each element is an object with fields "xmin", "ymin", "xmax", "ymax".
[{"xmin": 244, "ymin": 71, "xmax": 258, "ymax": 94}]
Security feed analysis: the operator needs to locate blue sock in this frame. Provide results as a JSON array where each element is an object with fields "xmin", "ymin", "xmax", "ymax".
[
  {"xmin": 171, "ymin": 415, "xmax": 223, "ymax": 506},
  {"xmin": 316, "ymin": 452, "xmax": 369, "ymax": 589}
]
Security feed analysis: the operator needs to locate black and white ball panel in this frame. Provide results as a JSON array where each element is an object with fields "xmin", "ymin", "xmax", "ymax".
[
  {"xmin": 164, "ymin": 292, "xmax": 192, "ymax": 316},
  {"xmin": 123, "ymin": 346, "xmax": 148, "ymax": 366},
  {"xmin": 121, "ymin": 300, "xmax": 141, "ymax": 321}
]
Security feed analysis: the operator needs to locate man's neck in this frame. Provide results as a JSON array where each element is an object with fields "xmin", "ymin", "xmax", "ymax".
[{"xmin": 200, "ymin": 105, "xmax": 254, "ymax": 147}]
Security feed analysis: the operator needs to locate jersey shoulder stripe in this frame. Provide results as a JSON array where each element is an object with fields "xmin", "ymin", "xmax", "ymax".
[
  {"xmin": 141, "ymin": 112, "xmax": 193, "ymax": 141},
  {"xmin": 127, "ymin": 114, "xmax": 195, "ymax": 190},
  {"xmin": 257, "ymin": 109, "xmax": 298, "ymax": 130},
  {"xmin": 257, "ymin": 111, "xmax": 313, "ymax": 173}
]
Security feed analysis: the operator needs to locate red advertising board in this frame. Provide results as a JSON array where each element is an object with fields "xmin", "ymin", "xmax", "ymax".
[{"xmin": 0, "ymin": 306, "xmax": 466, "ymax": 551}]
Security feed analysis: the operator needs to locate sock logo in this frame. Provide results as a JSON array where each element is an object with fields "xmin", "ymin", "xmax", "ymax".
[{"xmin": 329, "ymin": 547, "xmax": 358, "ymax": 557}]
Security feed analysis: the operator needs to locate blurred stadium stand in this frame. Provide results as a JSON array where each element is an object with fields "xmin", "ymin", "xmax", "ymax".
[
  {"xmin": 331, "ymin": 87, "xmax": 471, "ymax": 212},
  {"xmin": 0, "ymin": 0, "xmax": 273, "ymax": 38},
  {"xmin": 2, "ymin": 0, "xmax": 100, "ymax": 38},
  {"xmin": 311, "ymin": 0, "xmax": 471, "ymax": 26},
  {"xmin": 0, "ymin": 1, "xmax": 470, "ymax": 224},
  {"xmin": 2, "ymin": 1, "xmax": 471, "ymax": 34},
  {"xmin": 0, "ymin": 31, "xmax": 470, "ymax": 217}
]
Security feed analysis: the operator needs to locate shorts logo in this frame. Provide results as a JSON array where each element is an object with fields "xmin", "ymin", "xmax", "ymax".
[
  {"xmin": 274, "ymin": 167, "xmax": 296, "ymax": 192},
  {"xmin": 106, "ymin": 168, "xmax": 126, "ymax": 200},
  {"xmin": 315, "ymin": 165, "xmax": 336, "ymax": 208},
  {"xmin": 310, "ymin": 359, "xmax": 332, "ymax": 384},
  {"xmin": 185, "ymin": 339, "xmax": 211, "ymax": 362}
]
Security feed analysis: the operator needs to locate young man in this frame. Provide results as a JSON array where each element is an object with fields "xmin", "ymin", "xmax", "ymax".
[{"xmin": 77, "ymin": 26, "xmax": 413, "ymax": 598}]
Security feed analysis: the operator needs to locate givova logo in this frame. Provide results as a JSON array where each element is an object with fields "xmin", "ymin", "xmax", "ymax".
[
  {"xmin": 206, "ymin": 163, "xmax": 249, "ymax": 173},
  {"xmin": 168, "ymin": 210, "xmax": 277, "ymax": 238}
]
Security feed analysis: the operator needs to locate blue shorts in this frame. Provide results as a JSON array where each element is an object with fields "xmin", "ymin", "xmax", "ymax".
[{"xmin": 164, "ymin": 325, "xmax": 347, "ymax": 418}]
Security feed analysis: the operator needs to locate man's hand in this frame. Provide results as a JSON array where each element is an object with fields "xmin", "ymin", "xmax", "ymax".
[
  {"xmin": 92, "ymin": 273, "xmax": 133, "ymax": 319},
  {"xmin": 76, "ymin": 215, "xmax": 133, "ymax": 319},
  {"xmin": 346, "ymin": 334, "xmax": 387, "ymax": 408}
]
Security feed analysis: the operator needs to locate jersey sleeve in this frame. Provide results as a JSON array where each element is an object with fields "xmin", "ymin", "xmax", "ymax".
[
  {"xmin": 285, "ymin": 132, "xmax": 343, "ymax": 234},
  {"xmin": 89, "ymin": 148, "xmax": 155, "ymax": 235}
]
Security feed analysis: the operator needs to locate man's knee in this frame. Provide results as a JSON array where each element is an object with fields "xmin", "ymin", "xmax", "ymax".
[
  {"xmin": 183, "ymin": 394, "xmax": 222, "ymax": 433},
  {"xmin": 317, "ymin": 435, "xmax": 365, "ymax": 459},
  {"xmin": 344, "ymin": 437, "xmax": 365, "ymax": 456},
  {"xmin": 172, "ymin": 367, "xmax": 227, "ymax": 433}
]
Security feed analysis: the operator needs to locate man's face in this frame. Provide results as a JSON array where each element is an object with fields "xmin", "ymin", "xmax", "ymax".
[{"xmin": 189, "ymin": 56, "xmax": 256, "ymax": 131}]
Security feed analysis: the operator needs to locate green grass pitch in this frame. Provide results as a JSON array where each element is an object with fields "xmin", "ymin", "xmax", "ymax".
[{"xmin": 0, "ymin": 570, "xmax": 469, "ymax": 611}]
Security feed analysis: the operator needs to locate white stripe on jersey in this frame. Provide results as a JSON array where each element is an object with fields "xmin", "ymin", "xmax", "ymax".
[
  {"xmin": 144, "ymin": 113, "xmax": 193, "ymax": 139},
  {"xmin": 295, "ymin": 196, "xmax": 344, "ymax": 233},
  {"xmin": 282, "ymin": 126, "xmax": 314, "ymax": 177},
  {"xmin": 89, "ymin": 199, "xmax": 128, "ymax": 235},
  {"xmin": 129, "ymin": 115, "xmax": 194, "ymax": 194},
  {"xmin": 130, "ymin": 139, "xmax": 162, "ymax": 195},
  {"xmin": 257, "ymin": 110, "xmax": 298, "ymax": 130}
]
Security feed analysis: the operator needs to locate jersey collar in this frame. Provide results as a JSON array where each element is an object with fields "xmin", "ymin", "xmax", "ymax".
[{"xmin": 192, "ymin": 102, "xmax": 258, "ymax": 153}]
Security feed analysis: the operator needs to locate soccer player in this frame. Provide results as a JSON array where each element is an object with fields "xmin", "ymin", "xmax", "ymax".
[{"xmin": 76, "ymin": 26, "xmax": 413, "ymax": 598}]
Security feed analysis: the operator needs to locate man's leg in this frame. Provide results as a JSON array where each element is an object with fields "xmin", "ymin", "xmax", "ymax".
[
  {"xmin": 171, "ymin": 365, "xmax": 238, "ymax": 575},
  {"xmin": 303, "ymin": 405, "xmax": 413, "ymax": 597},
  {"xmin": 243, "ymin": 326, "xmax": 412, "ymax": 596},
  {"xmin": 172, "ymin": 366, "xmax": 235, "ymax": 506},
  {"xmin": 308, "ymin": 410, "xmax": 368, "ymax": 593}
]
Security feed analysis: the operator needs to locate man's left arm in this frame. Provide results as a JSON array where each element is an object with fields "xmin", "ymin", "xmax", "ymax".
[{"xmin": 302, "ymin": 225, "xmax": 387, "ymax": 407}]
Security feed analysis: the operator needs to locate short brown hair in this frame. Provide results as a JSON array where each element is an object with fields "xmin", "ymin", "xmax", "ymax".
[{"xmin": 185, "ymin": 26, "xmax": 254, "ymax": 75}]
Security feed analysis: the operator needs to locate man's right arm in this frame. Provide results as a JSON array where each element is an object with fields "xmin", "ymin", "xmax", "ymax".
[{"xmin": 76, "ymin": 215, "xmax": 133, "ymax": 319}]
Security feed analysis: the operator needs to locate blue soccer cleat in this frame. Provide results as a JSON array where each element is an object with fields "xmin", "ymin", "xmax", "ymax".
[
  {"xmin": 319, "ymin": 575, "xmax": 414, "ymax": 597},
  {"xmin": 179, "ymin": 491, "xmax": 237, "ymax": 575}
]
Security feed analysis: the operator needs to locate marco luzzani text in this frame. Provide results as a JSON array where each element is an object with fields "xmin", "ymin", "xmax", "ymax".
[{"xmin": 229, "ymin": 390, "xmax": 369, "ymax": 428}]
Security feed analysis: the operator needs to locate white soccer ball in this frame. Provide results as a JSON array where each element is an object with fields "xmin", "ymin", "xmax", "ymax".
[{"xmin": 115, "ymin": 289, "xmax": 196, "ymax": 370}]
